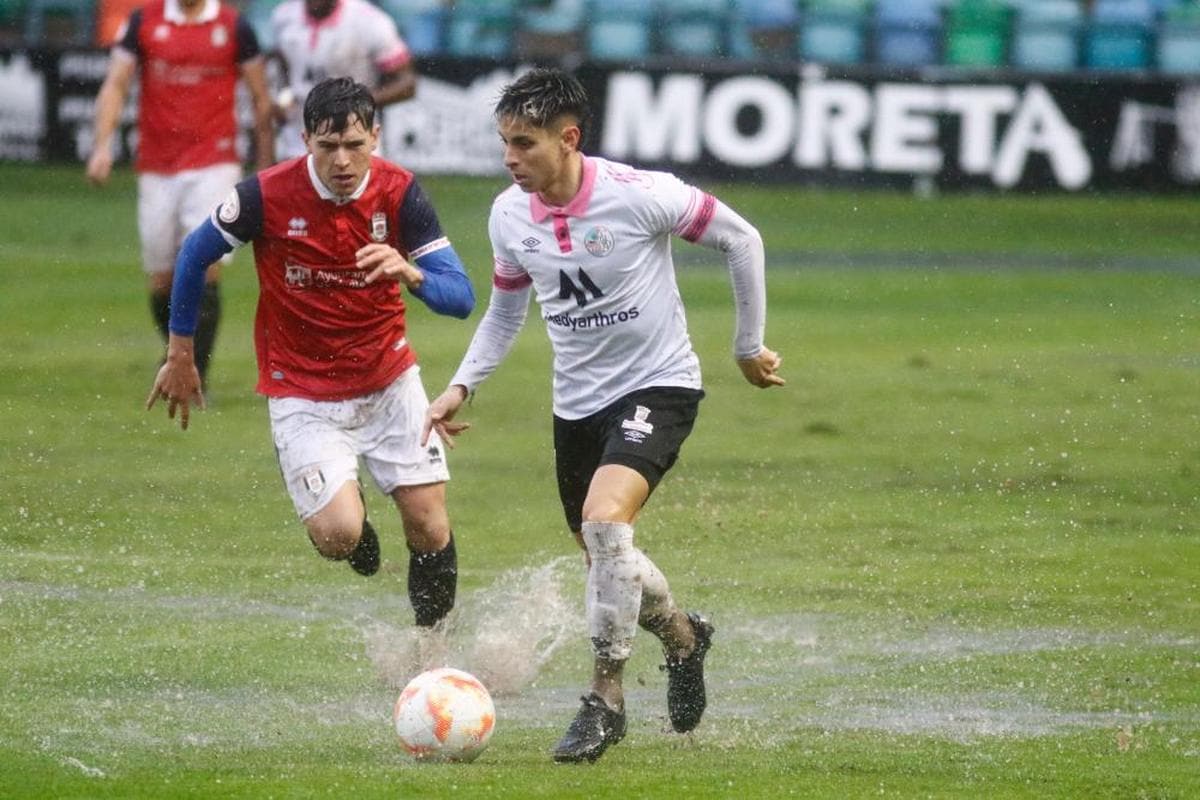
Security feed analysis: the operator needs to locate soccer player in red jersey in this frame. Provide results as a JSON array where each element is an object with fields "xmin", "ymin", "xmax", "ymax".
[
  {"xmin": 147, "ymin": 78, "xmax": 474, "ymax": 634},
  {"xmin": 87, "ymin": 0, "xmax": 275, "ymax": 385}
]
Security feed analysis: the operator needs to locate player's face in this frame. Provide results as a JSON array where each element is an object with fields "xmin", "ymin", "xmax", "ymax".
[
  {"xmin": 304, "ymin": 0, "xmax": 336, "ymax": 18},
  {"xmin": 304, "ymin": 116, "xmax": 378, "ymax": 198},
  {"xmin": 498, "ymin": 114, "xmax": 580, "ymax": 203}
]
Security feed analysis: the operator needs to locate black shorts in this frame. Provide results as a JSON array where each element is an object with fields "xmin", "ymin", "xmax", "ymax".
[{"xmin": 553, "ymin": 386, "xmax": 704, "ymax": 533}]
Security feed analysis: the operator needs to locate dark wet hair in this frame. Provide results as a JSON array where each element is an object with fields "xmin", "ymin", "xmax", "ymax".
[
  {"xmin": 303, "ymin": 77, "xmax": 376, "ymax": 135},
  {"xmin": 494, "ymin": 68, "xmax": 591, "ymax": 143}
]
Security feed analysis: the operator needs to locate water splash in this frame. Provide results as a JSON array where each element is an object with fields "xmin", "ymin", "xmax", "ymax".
[{"xmin": 362, "ymin": 556, "xmax": 583, "ymax": 695}]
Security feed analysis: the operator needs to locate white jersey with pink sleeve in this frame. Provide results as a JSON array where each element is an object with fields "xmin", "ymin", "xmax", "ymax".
[
  {"xmin": 271, "ymin": 0, "xmax": 412, "ymax": 158},
  {"xmin": 451, "ymin": 156, "xmax": 766, "ymax": 420}
]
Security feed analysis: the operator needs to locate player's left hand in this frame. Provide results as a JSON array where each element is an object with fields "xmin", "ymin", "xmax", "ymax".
[
  {"xmin": 358, "ymin": 243, "xmax": 424, "ymax": 290},
  {"xmin": 737, "ymin": 347, "xmax": 786, "ymax": 389}
]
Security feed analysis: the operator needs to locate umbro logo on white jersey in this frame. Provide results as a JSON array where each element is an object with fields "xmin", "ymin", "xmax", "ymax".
[{"xmin": 521, "ymin": 237, "xmax": 541, "ymax": 252}]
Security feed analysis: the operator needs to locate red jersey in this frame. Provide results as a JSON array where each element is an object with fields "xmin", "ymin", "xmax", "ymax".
[
  {"xmin": 214, "ymin": 156, "xmax": 443, "ymax": 401},
  {"xmin": 117, "ymin": 0, "xmax": 260, "ymax": 173}
]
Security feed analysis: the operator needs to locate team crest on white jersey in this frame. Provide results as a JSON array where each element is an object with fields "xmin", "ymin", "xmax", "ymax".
[
  {"xmin": 370, "ymin": 212, "xmax": 388, "ymax": 242},
  {"xmin": 211, "ymin": 25, "xmax": 228, "ymax": 47},
  {"xmin": 621, "ymin": 405, "xmax": 654, "ymax": 442},
  {"xmin": 584, "ymin": 226, "xmax": 614, "ymax": 257}
]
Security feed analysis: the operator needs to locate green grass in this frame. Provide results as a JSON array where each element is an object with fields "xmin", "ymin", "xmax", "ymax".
[{"xmin": 1, "ymin": 163, "xmax": 1198, "ymax": 798}]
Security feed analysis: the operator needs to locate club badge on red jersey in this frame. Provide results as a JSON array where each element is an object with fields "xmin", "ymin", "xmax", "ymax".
[{"xmin": 371, "ymin": 212, "xmax": 388, "ymax": 242}]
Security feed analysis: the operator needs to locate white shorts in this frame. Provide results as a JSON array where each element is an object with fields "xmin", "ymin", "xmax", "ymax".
[
  {"xmin": 269, "ymin": 366, "xmax": 450, "ymax": 521},
  {"xmin": 137, "ymin": 163, "xmax": 241, "ymax": 274}
]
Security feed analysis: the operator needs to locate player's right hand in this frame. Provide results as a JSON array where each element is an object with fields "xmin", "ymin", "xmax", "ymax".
[
  {"xmin": 422, "ymin": 385, "xmax": 471, "ymax": 448},
  {"xmin": 85, "ymin": 150, "xmax": 113, "ymax": 185},
  {"xmin": 737, "ymin": 347, "xmax": 786, "ymax": 389}
]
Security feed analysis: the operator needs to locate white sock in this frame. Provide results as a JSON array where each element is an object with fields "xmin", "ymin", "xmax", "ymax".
[
  {"xmin": 634, "ymin": 549, "xmax": 676, "ymax": 626},
  {"xmin": 581, "ymin": 521, "xmax": 641, "ymax": 660}
]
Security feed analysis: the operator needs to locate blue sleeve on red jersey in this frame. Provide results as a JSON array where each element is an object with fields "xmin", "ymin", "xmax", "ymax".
[
  {"xmin": 397, "ymin": 179, "xmax": 445, "ymax": 252},
  {"xmin": 169, "ymin": 219, "xmax": 234, "ymax": 336},
  {"xmin": 398, "ymin": 180, "xmax": 474, "ymax": 319},
  {"xmin": 234, "ymin": 16, "xmax": 261, "ymax": 62},
  {"xmin": 411, "ymin": 246, "xmax": 475, "ymax": 319},
  {"xmin": 214, "ymin": 176, "xmax": 265, "ymax": 244},
  {"xmin": 117, "ymin": 9, "xmax": 141, "ymax": 55}
]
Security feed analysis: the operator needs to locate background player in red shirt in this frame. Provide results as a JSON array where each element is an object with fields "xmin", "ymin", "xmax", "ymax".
[
  {"xmin": 147, "ymin": 78, "xmax": 474, "ymax": 640},
  {"xmin": 87, "ymin": 0, "xmax": 275, "ymax": 386}
]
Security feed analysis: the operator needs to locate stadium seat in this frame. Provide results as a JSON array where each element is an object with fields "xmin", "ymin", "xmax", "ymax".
[
  {"xmin": 1157, "ymin": 2, "xmax": 1200, "ymax": 73},
  {"xmin": 515, "ymin": 0, "xmax": 586, "ymax": 59},
  {"xmin": 732, "ymin": 0, "xmax": 798, "ymax": 61},
  {"xmin": 378, "ymin": 0, "xmax": 447, "ymax": 56},
  {"xmin": 660, "ymin": 0, "xmax": 734, "ymax": 58},
  {"xmin": 798, "ymin": 0, "xmax": 870, "ymax": 65},
  {"xmin": 944, "ymin": 0, "xmax": 1012, "ymax": 68},
  {"xmin": 1084, "ymin": 0, "xmax": 1156, "ymax": 70},
  {"xmin": 1010, "ymin": 0, "xmax": 1083, "ymax": 72},
  {"xmin": 585, "ymin": 0, "xmax": 655, "ymax": 61},
  {"xmin": 873, "ymin": 0, "xmax": 943, "ymax": 67},
  {"xmin": 242, "ymin": 0, "xmax": 287, "ymax": 52},
  {"xmin": 23, "ymin": 0, "xmax": 93, "ymax": 44},
  {"xmin": 445, "ymin": 0, "xmax": 516, "ymax": 59}
]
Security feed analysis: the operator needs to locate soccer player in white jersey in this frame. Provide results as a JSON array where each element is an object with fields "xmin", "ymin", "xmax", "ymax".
[
  {"xmin": 423, "ymin": 68, "xmax": 785, "ymax": 763},
  {"xmin": 270, "ymin": 0, "xmax": 416, "ymax": 160}
]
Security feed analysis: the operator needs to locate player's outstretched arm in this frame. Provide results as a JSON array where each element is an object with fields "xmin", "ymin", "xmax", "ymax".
[
  {"xmin": 737, "ymin": 347, "xmax": 785, "ymax": 389},
  {"xmin": 422, "ymin": 385, "xmax": 471, "ymax": 448},
  {"xmin": 146, "ymin": 334, "xmax": 206, "ymax": 430}
]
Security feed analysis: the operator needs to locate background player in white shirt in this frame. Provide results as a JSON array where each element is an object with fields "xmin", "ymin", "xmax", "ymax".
[
  {"xmin": 270, "ymin": 0, "xmax": 416, "ymax": 160},
  {"xmin": 423, "ymin": 68, "xmax": 785, "ymax": 763}
]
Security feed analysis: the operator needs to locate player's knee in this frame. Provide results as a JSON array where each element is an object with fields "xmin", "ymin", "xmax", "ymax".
[
  {"xmin": 306, "ymin": 515, "xmax": 362, "ymax": 560},
  {"xmin": 147, "ymin": 271, "xmax": 173, "ymax": 293},
  {"xmin": 392, "ymin": 485, "xmax": 450, "ymax": 552},
  {"xmin": 580, "ymin": 499, "xmax": 629, "ymax": 527}
]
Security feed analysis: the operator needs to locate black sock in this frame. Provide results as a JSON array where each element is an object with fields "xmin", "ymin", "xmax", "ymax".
[
  {"xmin": 408, "ymin": 533, "xmax": 457, "ymax": 627},
  {"xmin": 193, "ymin": 283, "xmax": 221, "ymax": 383},
  {"xmin": 149, "ymin": 289, "xmax": 171, "ymax": 342}
]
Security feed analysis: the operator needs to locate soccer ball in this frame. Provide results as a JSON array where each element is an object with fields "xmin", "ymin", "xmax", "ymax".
[{"xmin": 393, "ymin": 667, "xmax": 496, "ymax": 762}]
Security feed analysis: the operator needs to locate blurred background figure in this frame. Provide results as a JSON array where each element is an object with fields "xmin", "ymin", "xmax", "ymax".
[
  {"xmin": 269, "ymin": 0, "xmax": 418, "ymax": 160},
  {"xmin": 85, "ymin": 0, "xmax": 275, "ymax": 387}
]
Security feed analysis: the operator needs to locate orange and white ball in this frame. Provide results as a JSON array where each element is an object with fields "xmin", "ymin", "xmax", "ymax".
[{"xmin": 393, "ymin": 667, "xmax": 495, "ymax": 762}]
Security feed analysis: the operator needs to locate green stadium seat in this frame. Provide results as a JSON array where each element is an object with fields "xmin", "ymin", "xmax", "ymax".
[{"xmin": 944, "ymin": 0, "xmax": 1012, "ymax": 68}]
